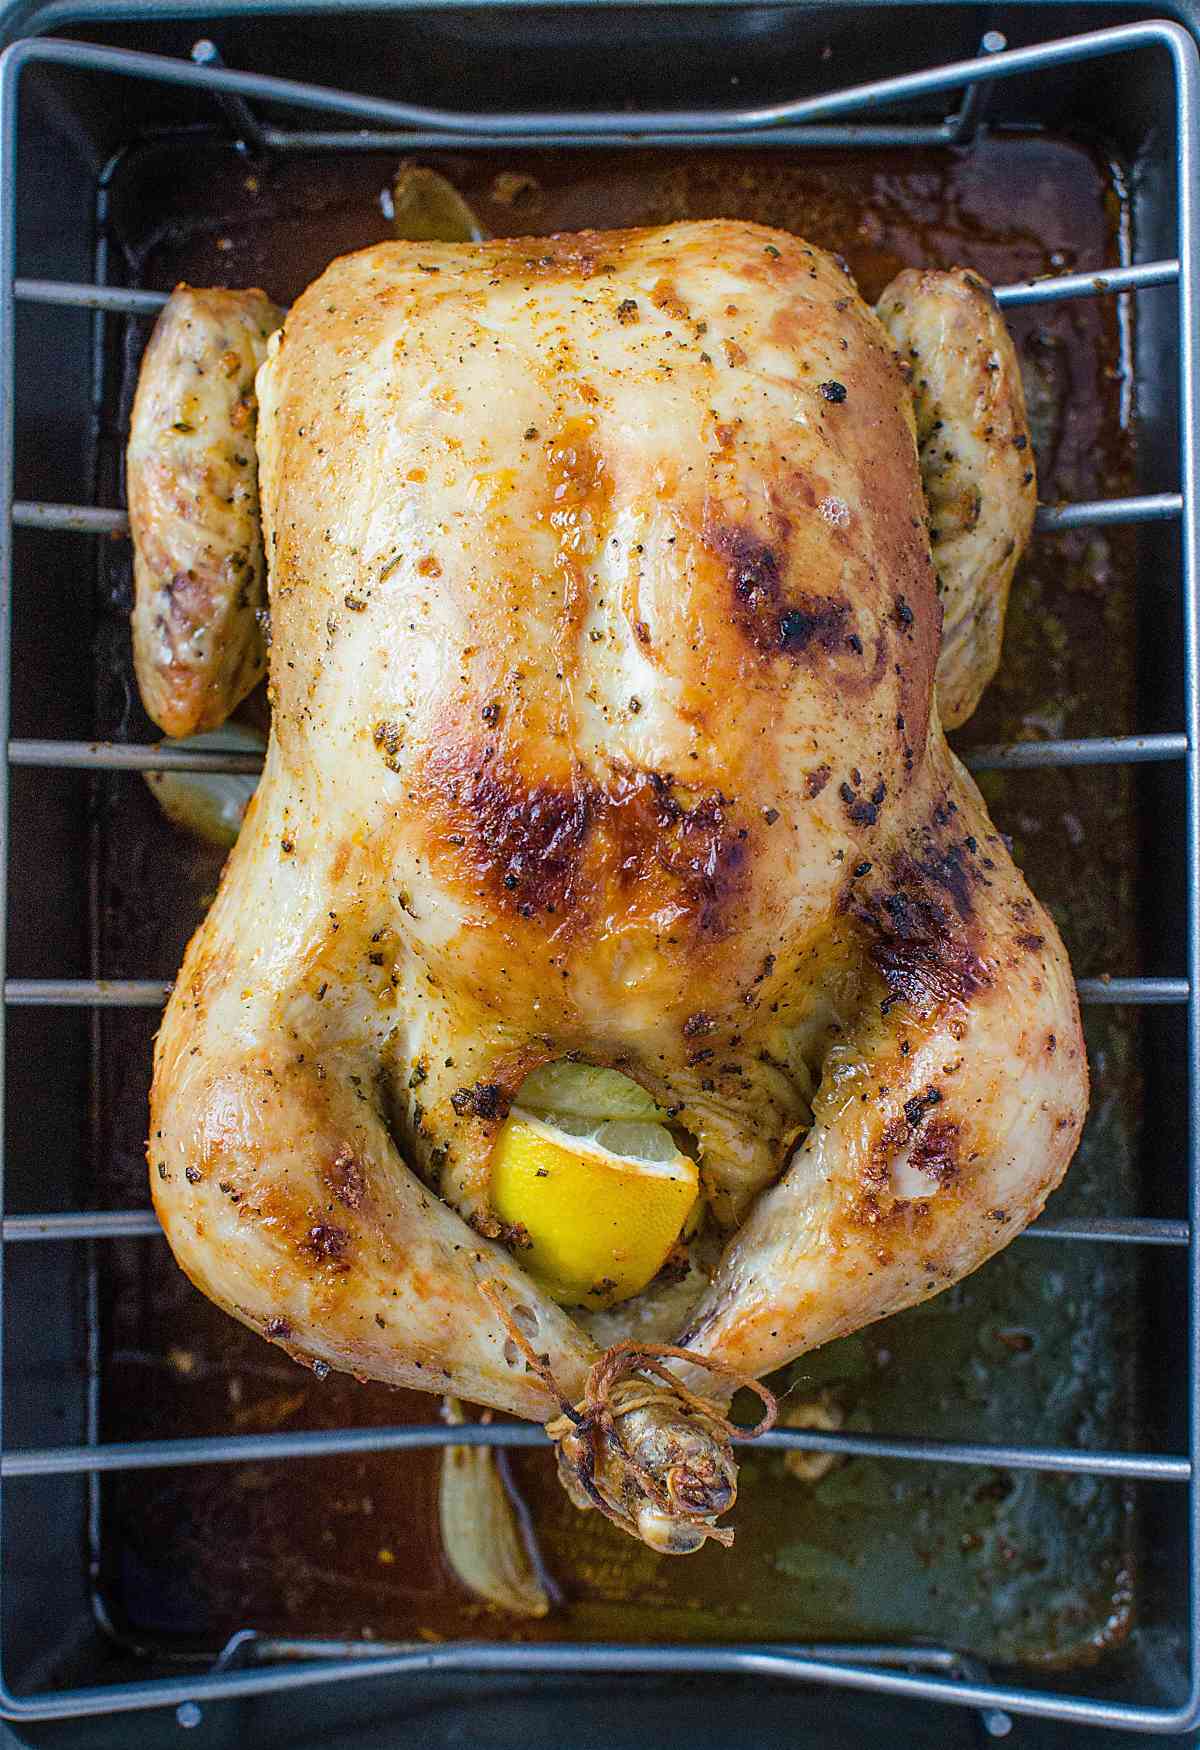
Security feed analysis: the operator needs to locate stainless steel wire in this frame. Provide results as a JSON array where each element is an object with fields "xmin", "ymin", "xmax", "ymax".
[
  {"xmin": 7, "ymin": 731, "xmax": 1188, "ymax": 774},
  {"xmin": 0, "ymin": 1208, "xmax": 1184, "ymax": 1246},
  {"xmin": 8, "ymin": 489, "xmax": 1185, "ymax": 537}
]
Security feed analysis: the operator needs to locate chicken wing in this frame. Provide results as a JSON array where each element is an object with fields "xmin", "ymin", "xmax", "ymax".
[
  {"xmin": 877, "ymin": 268, "xmax": 1037, "ymax": 728},
  {"xmin": 128, "ymin": 285, "xmax": 282, "ymax": 737}
]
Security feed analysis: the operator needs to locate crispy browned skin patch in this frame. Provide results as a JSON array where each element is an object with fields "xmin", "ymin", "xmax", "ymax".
[
  {"xmin": 703, "ymin": 522, "xmax": 852, "ymax": 661},
  {"xmin": 910, "ymin": 1118, "xmax": 962, "ymax": 1186},
  {"xmin": 847, "ymin": 852, "xmax": 991, "ymax": 1016},
  {"xmin": 418, "ymin": 749, "xmax": 753, "ymax": 940}
]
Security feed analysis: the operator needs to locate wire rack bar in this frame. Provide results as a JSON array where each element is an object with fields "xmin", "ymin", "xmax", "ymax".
[
  {"xmin": 243, "ymin": 37, "xmax": 1009, "ymax": 157},
  {"xmin": 6, "ymin": 1642, "xmax": 1191, "ymax": 1735},
  {"xmin": 5, "ymin": 980, "xmax": 169, "ymax": 1006},
  {"xmin": 7, "ymin": 732, "xmax": 1187, "ymax": 775},
  {"xmin": 215, "ymin": 1627, "xmax": 1000, "ymax": 1677},
  {"xmin": 1172, "ymin": 0, "xmax": 1200, "ymax": 1731},
  {"xmin": 3, "ymin": 1211, "xmax": 162, "ymax": 1240},
  {"xmin": 9, "ymin": 739, "xmax": 263, "ymax": 772},
  {"xmin": 13, "ymin": 278, "xmax": 167, "ymax": 314},
  {"xmin": 11, "ymin": 501, "xmax": 127, "ymax": 533},
  {"xmin": 49, "ymin": 1640, "xmax": 1200, "ymax": 1737},
  {"xmin": 189, "ymin": 36, "xmax": 270, "ymax": 152},
  {"xmin": 13, "ymin": 261, "xmax": 1178, "ymax": 322},
  {"xmin": 1021, "ymin": 1216, "xmax": 1189, "ymax": 1245},
  {"xmin": 962, "ymin": 733, "xmax": 1187, "ymax": 770},
  {"xmin": 261, "ymin": 124, "xmax": 975, "ymax": 152},
  {"xmin": 204, "ymin": 1631, "xmax": 1015, "ymax": 1737},
  {"xmin": 1035, "ymin": 492, "xmax": 1183, "ymax": 531},
  {"xmin": 2, "ymin": 976, "xmax": 1183, "ymax": 1008},
  {"xmin": 3, "ymin": 1208, "xmax": 1182, "ymax": 1246},
  {"xmin": 1076, "ymin": 977, "xmax": 1189, "ymax": 1004},
  {"xmin": 9, "ymin": 494, "xmax": 1182, "ymax": 543},
  {"xmin": 1, "ymin": 1423, "xmax": 1186, "ymax": 1482},
  {"xmin": 4, "ymin": 25, "xmax": 1189, "ymax": 140},
  {"xmin": 993, "ymin": 258, "xmax": 1180, "ymax": 306}
]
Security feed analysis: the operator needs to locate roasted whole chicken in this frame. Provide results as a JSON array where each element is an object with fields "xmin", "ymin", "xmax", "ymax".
[{"xmin": 136, "ymin": 220, "xmax": 1086, "ymax": 1555}]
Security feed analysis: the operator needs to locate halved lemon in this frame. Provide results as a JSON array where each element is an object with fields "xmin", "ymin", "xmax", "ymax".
[{"xmin": 491, "ymin": 1108, "xmax": 699, "ymax": 1308}]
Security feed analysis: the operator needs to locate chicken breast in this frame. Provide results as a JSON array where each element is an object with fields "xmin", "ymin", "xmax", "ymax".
[
  {"xmin": 128, "ymin": 285, "xmax": 282, "ymax": 737},
  {"xmin": 148, "ymin": 221, "xmax": 1085, "ymax": 1553}
]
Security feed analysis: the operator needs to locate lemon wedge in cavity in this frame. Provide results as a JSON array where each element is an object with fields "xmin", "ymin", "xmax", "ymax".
[
  {"xmin": 491, "ymin": 1109, "xmax": 699, "ymax": 1308},
  {"xmin": 516, "ymin": 1060, "xmax": 665, "ymax": 1124}
]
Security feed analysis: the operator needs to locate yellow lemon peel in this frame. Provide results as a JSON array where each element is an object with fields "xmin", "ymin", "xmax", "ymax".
[{"xmin": 491, "ymin": 1109, "xmax": 699, "ymax": 1308}]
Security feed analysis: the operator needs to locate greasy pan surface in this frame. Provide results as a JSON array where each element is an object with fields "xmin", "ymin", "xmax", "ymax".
[{"xmin": 93, "ymin": 134, "xmax": 1136, "ymax": 1663}]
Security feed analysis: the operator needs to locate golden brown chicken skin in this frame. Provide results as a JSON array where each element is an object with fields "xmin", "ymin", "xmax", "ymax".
[{"xmin": 148, "ymin": 222, "xmax": 1086, "ymax": 1553}]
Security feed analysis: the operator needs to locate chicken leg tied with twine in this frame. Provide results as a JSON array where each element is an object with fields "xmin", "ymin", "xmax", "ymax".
[{"xmin": 479, "ymin": 1278, "xmax": 777, "ymax": 1553}]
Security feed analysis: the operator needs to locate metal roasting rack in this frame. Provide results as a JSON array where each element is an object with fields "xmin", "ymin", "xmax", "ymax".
[{"xmin": 0, "ymin": 15, "xmax": 1196, "ymax": 1736}]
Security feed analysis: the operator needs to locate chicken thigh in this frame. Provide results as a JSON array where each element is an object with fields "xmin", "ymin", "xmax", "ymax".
[{"xmin": 147, "ymin": 220, "xmax": 1086, "ymax": 1554}]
